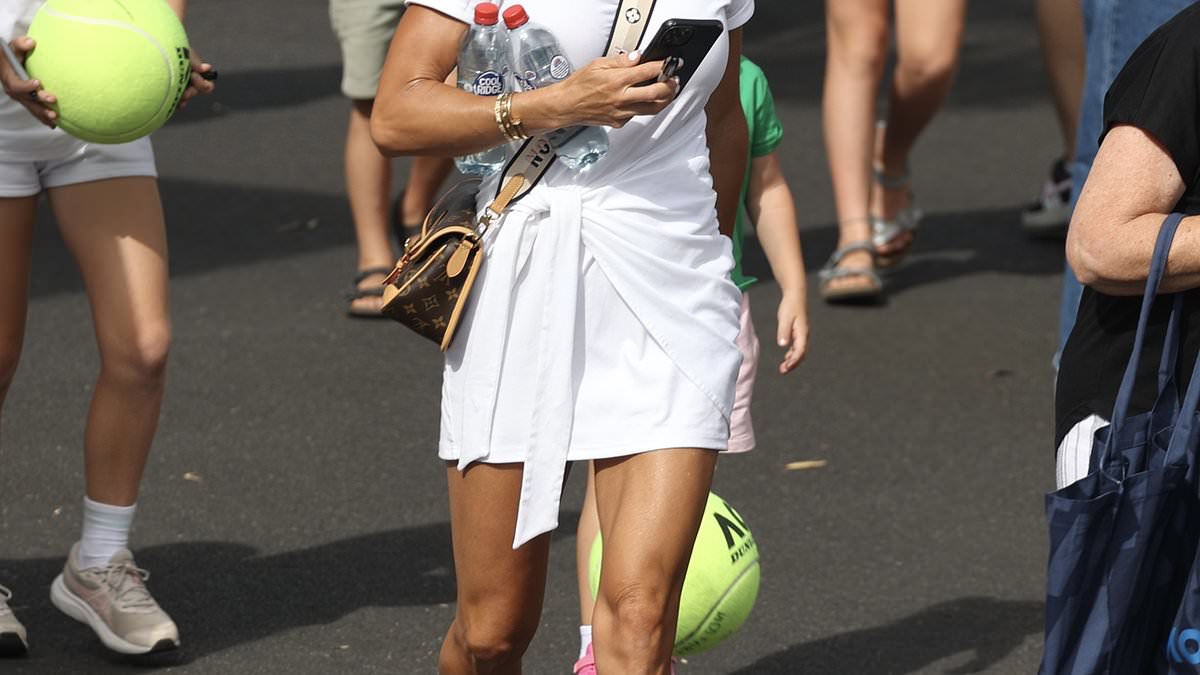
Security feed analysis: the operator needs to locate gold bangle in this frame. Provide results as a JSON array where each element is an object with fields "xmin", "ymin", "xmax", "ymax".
[
  {"xmin": 506, "ymin": 93, "xmax": 528, "ymax": 140},
  {"xmin": 494, "ymin": 92, "xmax": 528, "ymax": 142},
  {"xmin": 493, "ymin": 92, "xmax": 510, "ymax": 139}
]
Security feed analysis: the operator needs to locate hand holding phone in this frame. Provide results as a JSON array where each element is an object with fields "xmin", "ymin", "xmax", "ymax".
[{"xmin": 635, "ymin": 19, "xmax": 723, "ymax": 91}]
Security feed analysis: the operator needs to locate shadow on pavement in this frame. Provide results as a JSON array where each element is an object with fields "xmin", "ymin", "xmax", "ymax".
[
  {"xmin": 729, "ymin": 597, "xmax": 1043, "ymax": 675},
  {"xmin": 29, "ymin": 177, "xmax": 359, "ymax": 300},
  {"xmin": 744, "ymin": 206, "xmax": 1065, "ymax": 300},
  {"xmin": 0, "ymin": 524, "xmax": 455, "ymax": 670},
  {"xmin": 31, "ymin": 181, "xmax": 1064, "ymax": 305},
  {"xmin": 170, "ymin": 64, "xmax": 343, "ymax": 124}
]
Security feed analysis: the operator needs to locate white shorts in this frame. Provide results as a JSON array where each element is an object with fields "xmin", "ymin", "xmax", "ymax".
[{"xmin": 0, "ymin": 138, "xmax": 156, "ymax": 198}]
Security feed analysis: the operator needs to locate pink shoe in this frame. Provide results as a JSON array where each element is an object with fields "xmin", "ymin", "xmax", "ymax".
[
  {"xmin": 573, "ymin": 643, "xmax": 596, "ymax": 675},
  {"xmin": 573, "ymin": 644, "xmax": 678, "ymax": 675}
]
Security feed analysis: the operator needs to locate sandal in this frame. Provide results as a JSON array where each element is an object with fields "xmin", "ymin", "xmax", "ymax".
[
  {"xmin": 819, "ymin": 241, "xmax": 884, "ymax": 304},
  {"xmin": 343, "ymin": 266, "xmax": 394, "ymax": 318},
  {"xmin": 870, "ymin": 164, "xmax": 923, "ymax": 269}
]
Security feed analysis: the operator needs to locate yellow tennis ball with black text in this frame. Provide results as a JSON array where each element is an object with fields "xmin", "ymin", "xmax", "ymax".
[
  {"xmin": 25, "ymin": 0, "xmax": 191, "ymax": 144},
  {"xmin": 589, "ymin": 492, "xmax": 761, "ymax": 656}
]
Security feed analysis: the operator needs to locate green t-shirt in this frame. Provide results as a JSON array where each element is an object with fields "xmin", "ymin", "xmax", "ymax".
[{"xmin": 730, "ymin": 56, "xmax": 784, "ymax": 291}]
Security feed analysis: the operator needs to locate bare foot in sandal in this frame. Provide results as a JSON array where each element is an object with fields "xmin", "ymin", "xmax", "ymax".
[
  {"xmin": 870, "ymin": 168, "xmax": 919, "ymax": 266},
  {"xmin": 870, "ymin": 125, "xmax": 923, "ymax": 268},
  {"xmin": 819, "ymin": 240, "xmax": 883, "ymax": 304},
  {"xmin": 345, "ymin": 266, "xmax": 394, "ymax": 318}
]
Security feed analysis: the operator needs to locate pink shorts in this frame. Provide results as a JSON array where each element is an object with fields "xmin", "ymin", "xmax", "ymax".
[{"xmin": 726, "ymin": 292, "xmax": 759, "ymax": 453}]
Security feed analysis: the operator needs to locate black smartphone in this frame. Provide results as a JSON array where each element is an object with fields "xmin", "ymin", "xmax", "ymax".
[{"xmin": 635, "ymin": 19, "xmax": 724, "ymax": 91}]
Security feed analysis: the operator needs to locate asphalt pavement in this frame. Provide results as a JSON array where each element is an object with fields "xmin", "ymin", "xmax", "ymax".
[{"xmin": 1, "ymin": 1, "xmax": 1064, "ymax": 673}]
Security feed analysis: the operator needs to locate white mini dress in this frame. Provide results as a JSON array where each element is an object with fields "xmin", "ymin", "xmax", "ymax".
[{"xmin": 409, "ymin": 0, "xmax": 754, "ymax": 548}]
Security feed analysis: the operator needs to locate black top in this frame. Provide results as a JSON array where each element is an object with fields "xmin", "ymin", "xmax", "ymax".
[{"xmin": 1055, "ymin": 2, "xmax": 1200, "ymax": 447}]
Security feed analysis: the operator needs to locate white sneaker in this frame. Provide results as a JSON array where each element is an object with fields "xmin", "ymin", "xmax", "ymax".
[
  {"xmin": 1022, "ymin": 158, "xmax": 1072, "ymax": 236},
  {"xmin": 0, "ymin": 585, "xmax": 28, "ymax": 656},
  {"xmin": 50, "ymin": 543, "xmax": 180, "ymax": 655}
]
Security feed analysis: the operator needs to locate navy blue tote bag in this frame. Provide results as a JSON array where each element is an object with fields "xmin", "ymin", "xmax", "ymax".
[
  {"xmin": 1165, "ymin": 360, "xmax": 1200, "ymax": 671},
  {"xmin": 1162, "ymin": 305, "xmax": 1200, "ymax": 670},
  {"xmin": 1040, "ymin": 213, "xmax": 1200, "ymax": 675}
]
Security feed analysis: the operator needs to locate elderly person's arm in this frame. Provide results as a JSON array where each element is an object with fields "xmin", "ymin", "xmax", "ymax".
[
  {"xmin": 1067, "ymin": 125, "xmax": 1200, "ymax": 295},
  {"xmin": 371, "ymin": 7, "xmax": 679, "ymax": 157}
]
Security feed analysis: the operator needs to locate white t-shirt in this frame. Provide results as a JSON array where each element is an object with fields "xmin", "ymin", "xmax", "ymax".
[
  {"xmin": 0, "ymin": 0, "xmax": 86, "ymax": 162},
  {"xmin": 409, "ymin": 0, "xmax": 753, "ymax": 194},
  {"xmin": 408, "ymin": 0, "xmax": 754, "ymax": 547}
]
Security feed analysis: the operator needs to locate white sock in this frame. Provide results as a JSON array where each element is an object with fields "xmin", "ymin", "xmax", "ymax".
[
  {"xmin": 78, "ymin": 497, "xmax": 136, "ymax": 570},
  {"xmin": 578, "ymin": 625, "xmax": 593, "ymax": 660}
]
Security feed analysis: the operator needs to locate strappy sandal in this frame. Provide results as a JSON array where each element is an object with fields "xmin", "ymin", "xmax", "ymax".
[
  {"xmin": 871, "ymin": 164, "xmax": 924, "ymax": 269},
  {"xmin": 343, "ymin": 266, "xmax": 394, "ymax": 318},
  {"xmin": 819, "ymin": 241, "xmax": 884, "ymax": 304}
]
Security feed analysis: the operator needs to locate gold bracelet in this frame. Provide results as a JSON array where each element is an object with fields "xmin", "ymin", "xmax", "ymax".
[
  {"xmin": 506, "ymin": 94, "xmax": 528, "ymax": 140},
  {"xmin": 493, "ymin": 92, "xmax": 510, "ymax": 139},
  {"xmin": 494, "ymin": 92, "xmax": 528, "ymax": 141}
]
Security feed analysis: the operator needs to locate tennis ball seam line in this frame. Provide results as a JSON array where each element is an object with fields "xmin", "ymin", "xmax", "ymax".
[
  {"xmin": 674, "ymin": 559, "xmax": 759, "ymax": 649},
  {"xmin": 37, "ymin": 5, "xmax": 174, "ymax": 138}
]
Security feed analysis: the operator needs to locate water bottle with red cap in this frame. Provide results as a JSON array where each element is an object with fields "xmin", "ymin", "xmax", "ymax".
[
  {"xmin": 456, "ymin": 2, "xmax": 512, "ymax": 176},
  {"xmin": 503, "ymin": 4, "xmax": 609, "ymax": 170}
]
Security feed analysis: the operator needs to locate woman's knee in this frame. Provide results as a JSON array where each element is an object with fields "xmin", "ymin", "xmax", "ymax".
[
  {"xmin": 599, "ymin": 580, "xmax": 674, "ymax": 639},
  {"xmin": 828, "ymin": 13, "xmax": 889, "ymax": 75},
  {"xmin": 452, "ymin": 608, "xmax": 538, "ymax": 666},
  {"xmin": 895, "ymin": 46, "xmax": 959, "ymax": 90},
  {"xmin": 100, "ymin": 320, "xmax": 171, "ymax": 385}
]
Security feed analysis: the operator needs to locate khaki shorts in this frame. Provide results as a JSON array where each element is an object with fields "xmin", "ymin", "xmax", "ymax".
[{"xmin": 329, "ymin": 0, "xmax": 408, "ymax": 100}]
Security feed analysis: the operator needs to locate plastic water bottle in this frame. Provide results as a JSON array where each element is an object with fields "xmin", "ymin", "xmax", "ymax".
[
  {"xmin": 503, "ymin": 5, "xmax": 609, "ymax": 170},
  {"xmin": 455, "ymin": 2, "xmax": 511, "ymax": 176}
]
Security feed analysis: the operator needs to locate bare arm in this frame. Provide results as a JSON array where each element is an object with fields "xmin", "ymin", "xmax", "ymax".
[
  {"xmin": 749, "ymin": 153, "xmax": 805, "ymax": 298},
  {"xmin": 1067, "ymin": 124, "xmax": 1200, "ymax": 295},
  {"xmin": 371, "ymin": 6, "xmax": 678, "ymax": 157},
  {"xmin": 705, "ymin": 29, "xmax": 748, "ymax": 238},
  {"xmin": 165, "ymin": 0, "xmax": 187, "ymax": 19},
  {"xmin": 748, "ymin": 152, "xmax": 808, "ymax": 373}
]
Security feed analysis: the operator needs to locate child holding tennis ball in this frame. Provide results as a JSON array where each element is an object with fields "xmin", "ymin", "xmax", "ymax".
[
  {"xmin": 0, "ymin": 0, "xmax": 214, "ymax": 658},
  {"xmin": 571, "ymin": 55, "xmax": 807, "ymax": 673}
]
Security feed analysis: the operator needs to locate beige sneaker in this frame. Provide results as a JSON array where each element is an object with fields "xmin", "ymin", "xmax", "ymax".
[
  {"xmin": 0, "ymin": 585, "xmax": 28, "ymax": 656},
  {"xmin": 50, "ymin": 543, "xmax": 179, "ymax": 655}
]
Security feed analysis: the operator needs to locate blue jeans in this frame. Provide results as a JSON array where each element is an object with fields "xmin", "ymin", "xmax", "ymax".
[{"xmin": 1056, "ymin": 0, "xmax": 1193, "ymax": 364}]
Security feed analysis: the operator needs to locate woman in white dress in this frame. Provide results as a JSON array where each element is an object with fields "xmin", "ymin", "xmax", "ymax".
[{"xmin": 373, "ymin": 1, "xmax": 752, "ymax": 672}]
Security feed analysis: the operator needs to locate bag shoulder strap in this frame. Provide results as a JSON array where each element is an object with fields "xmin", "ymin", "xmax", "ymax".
[
  {"xmin": 1103, "ymin": 212, "xmax": 1186, "ymax": 457},
  {"xmin": 480, "ymin": 0, "xmax": 657, "ymax": 225},
  {"xmin": 605, "ymin": 0, "xmax": 659, "ymax": 57}
]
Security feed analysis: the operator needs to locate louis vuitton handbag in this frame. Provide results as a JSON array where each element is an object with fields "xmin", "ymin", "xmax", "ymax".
[
  {"xmin": 379, "ymin": 179, "xmax": 485, "ymax": 350},
  {"xmin": 379, "ymin": 0, "xmax": 656, "ymax": 350},
  {"xmin": 379, "ymin": 166, "xmax": 534, "ymax": 350}
]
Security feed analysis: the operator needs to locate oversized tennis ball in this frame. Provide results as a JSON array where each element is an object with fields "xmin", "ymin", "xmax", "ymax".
[
  {"xmin": 589, "ymin": 492, "xmax": 761, "ymax": 656},
  {"xmin": 25, "ymin": 0, "xmax": 192, "ymax": 144}
]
